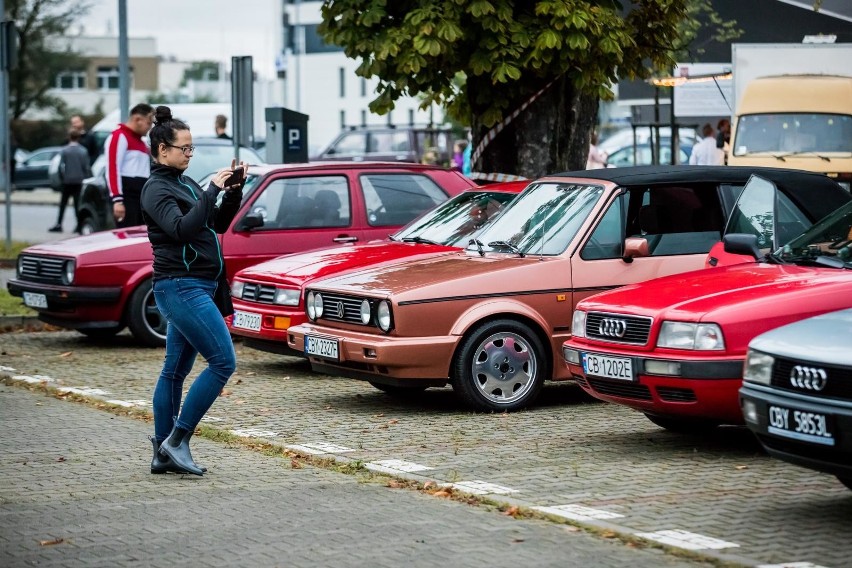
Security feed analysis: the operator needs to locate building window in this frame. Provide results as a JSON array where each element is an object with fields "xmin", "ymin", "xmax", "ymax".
[
  {"xmin": 340, "ymin": 110, "xmax": 346, "ymax": 129},
  {"xmin": 360, "ymin": 110, "xmax": 366, "ymax": 126},
  {"xmin": 360, "ymin": 78, "xmax": 366, "ymax": 97},
  {"xmin": 97, "ymin": 66, "xmax": 128, "ymax": 91},
  {"xmin": 408, "ymin": 109, "xmax": 415, "ymax": 125},
  {"xmin": 56, "ymin": 71, "xmax": 86, "ymax": 90},
  {"xmin": 339, "ymin": 67, "xmax": 345, "ymax": 98}
]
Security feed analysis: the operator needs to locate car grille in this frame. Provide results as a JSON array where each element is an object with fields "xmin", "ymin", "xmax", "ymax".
[
  {"xmin": 656, "ymin": 386, "xmax": 697, "ymax": 403},
  {"xmin": 240, "ymin": 283, "xmax": 277, "ymax": 303},
  {"xmin": 587, "ymin": 378, "xmax": 652, "ymax": 400},
  {"xmin": 17, "ymin": 255, "xmax": 66, "ymax": 284},
  {"xmin": 585, "ymin": 312, "xmax": 652, "ymax": 345},
  {"xmin": 771, "ymin": 357, "xmax": 852, "ymax": 401},
  {"xmin": 320, "ymin": 293, "xmax": 373, "ymax": 326}
]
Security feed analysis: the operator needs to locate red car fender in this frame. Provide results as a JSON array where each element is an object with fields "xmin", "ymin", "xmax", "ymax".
[{"xmin": 121, "ymin": 266, "xmax": 156, "ymax": 304}]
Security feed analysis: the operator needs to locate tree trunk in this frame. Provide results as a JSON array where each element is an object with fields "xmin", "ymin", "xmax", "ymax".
[{"xmin": 470, "ymin": 75, "xmax": 599, "ymax": 179}]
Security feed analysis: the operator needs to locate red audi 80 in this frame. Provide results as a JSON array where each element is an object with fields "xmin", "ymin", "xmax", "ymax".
[
  {"xmin": 227, "ymin": 181, "xmax": 527, "ymax": 355},
  {"xmin": 7, "ymin": 162, "xmax": 474, "ymax": 346},
  {"xmin": 286, "ymin": 166, "xmax": 850, "ymax": 411},
  {"xmin": 563, "ymin": 191, "xmax": 852, "ymax": 432}
]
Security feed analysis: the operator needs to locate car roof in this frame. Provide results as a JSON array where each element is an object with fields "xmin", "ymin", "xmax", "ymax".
[
  {"xmin": 246, "ymin": 161, "xmax": 462, "ymax": 174},
  {"xmin": 548, "ymin": 165, "xmax": 839, "ymax": 187}
]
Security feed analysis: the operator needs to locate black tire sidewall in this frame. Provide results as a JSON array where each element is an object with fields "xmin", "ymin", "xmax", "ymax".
[{"xmin": 126, "ymin": 279, "xmax": 167, "ymax": 347}]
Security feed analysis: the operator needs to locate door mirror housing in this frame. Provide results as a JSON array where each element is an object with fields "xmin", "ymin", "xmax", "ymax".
[
  {"xmin": 623, "ymin": 237, "xmax": 650, "ymax": 263},
  {"xmin": 722, "ymin": 233, "xmax": 761, "ymax": 259},
  {"xmin": 235, "ymin": 212, "xmax": 264, "ymax": 232}
]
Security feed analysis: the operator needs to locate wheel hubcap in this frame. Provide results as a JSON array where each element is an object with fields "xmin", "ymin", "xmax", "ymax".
[
  {"xmin": 143, "ymin": 288, "xmax": 167, "ymax": 340},
  {"xmin": 471, "ymin": 331, "xmax": 536, "ymax": 405}
]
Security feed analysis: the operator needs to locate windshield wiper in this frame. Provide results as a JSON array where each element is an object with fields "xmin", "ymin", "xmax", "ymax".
[
  {"xmin": 402, "ymin": 236, "xmax": 441, "ymax": 245},
  {"xmin": 469, "ymin": 238, "xmax": 485, "ymax": 257},
  {"xmin": 773, "ymin": 151, "xmax": 834, "ymax": 162},
  {"xmin": 488, "ymin": 240, "xmax": 526, "ymax": 257}
]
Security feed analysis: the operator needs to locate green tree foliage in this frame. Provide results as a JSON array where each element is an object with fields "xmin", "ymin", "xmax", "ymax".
[
  {"xmin": 5, "ymin": 0, "xmax": 91, "ymax": 119},
  {"xmin": 319, "ymin": 0, "xmax": 691, "ymax": 176},
  {"xmin": 180, "ymin": 60, "xmax": 221, "ymax": 86}
]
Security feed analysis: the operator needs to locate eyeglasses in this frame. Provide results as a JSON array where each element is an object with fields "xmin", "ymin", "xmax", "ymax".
[{"xmin": 165, "ymin": 144, "xmax": 195, "ymax": 156}]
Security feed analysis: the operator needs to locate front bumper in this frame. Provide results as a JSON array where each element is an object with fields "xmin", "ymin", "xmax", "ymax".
[
  {"xmin": 563, "ymin": 344, "xmax": 744, "ymax": 424},
  {"xmin": 287, "ymin": 322, "xmax": 457, "ymax": 386},
  {"xmin": 7, "ymin": 278, "xmax": 124, "ymax": 328},
  {"xmin": 740, "ymin": 383, "xmax": 852, "ymax": 478}
]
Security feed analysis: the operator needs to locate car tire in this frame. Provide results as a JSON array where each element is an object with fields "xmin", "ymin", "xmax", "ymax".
[
  {"xmin": 451, "ymin": 319, "xmax": 547, "ymax": 412},
  {"xmin": 837, "ymin": 476, "xmax": 852, "ymax": 491},
  {"xmin": 78, "ymin": 213, "xmax": 100, "ymax": 235},
  {"xmin": 368, "ymin": 381, "xmax": 428, "ymax": 397},
  {"xmin": 126, "ymin": 279, "xmax": 167, "ymax": 347},
  {"xmin": 78, "ymin": 326, "xmax": 124, "ymax": 340},
  {"xmin": 644, "ymin": 413, "xmax": 720, "ymax": 434}
]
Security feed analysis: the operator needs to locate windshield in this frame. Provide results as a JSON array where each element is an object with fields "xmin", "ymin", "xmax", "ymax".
[
  {"xmin": 466, "ymin": 182, "xmax": 603, "ymax": 256},
  {"xmin": 187, "ymin": 145, "xmax": 265, "ymax": 180},
  {"xmin": 774, "ymin": 201, "xmax": 852, "ymax": 267},
  {"xmin": 733, "ymin": 113, "xmax": 852, "ymax": 156},
  {"xmin": 393, "ymin": 190, "xmax": 517, "ymax": 246}
]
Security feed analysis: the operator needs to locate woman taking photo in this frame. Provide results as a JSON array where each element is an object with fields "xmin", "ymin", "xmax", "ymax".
[{"xmin": 141, "ymin": 105, "xmax": 247, "ymax": 476}]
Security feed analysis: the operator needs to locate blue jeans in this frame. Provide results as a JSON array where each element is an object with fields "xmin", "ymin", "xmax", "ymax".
[{"xmin": 152, "ymin": 277, "xmax": 236, "ymax": 442}]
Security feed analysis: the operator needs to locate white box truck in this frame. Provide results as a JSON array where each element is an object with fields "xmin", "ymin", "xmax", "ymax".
[{"xmin": 728, "ymin": 43, "xmax": 852, "ymax": 187}]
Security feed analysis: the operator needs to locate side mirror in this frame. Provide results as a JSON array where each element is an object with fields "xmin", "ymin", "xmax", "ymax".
[
  {"xmin": 623, "ymin": 237, "xmax": 649, "ymax": 263},
  {"xmin": 722, "ymin": 233, "xmax": 761, "ymax": 259},
  {"xmin": 235, "ymin": 212, "xmax": 264, "ymax": 232}
]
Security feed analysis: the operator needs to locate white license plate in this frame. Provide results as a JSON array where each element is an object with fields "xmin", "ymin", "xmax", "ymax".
[
  {"xmin": 767, "ymin": 404, "xmax": 835, "ymax": 446},
  {"xmin": 22, "ymin": 292, "xmax": 47, "ymax": 309},
  {"xmin": 305, "ymin": 335, "xmax": 339, "ymax": 360},
  {"xmin": 232, "ymin": 310, "xmax": 262, "ymax": 332},
  {"xmin": 583, "ymin": 352, "xmax": 633, "ymax": 381}
]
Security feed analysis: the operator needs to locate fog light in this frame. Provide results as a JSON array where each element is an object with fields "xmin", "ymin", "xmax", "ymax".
[
  {"xmin": 644, "ymin": 359, "xmax": 682, "ymax": 376},
  {"xmin": 364, "ymin": 348, "xmax": 377, "ymax": 358},
  {"xmin": 742, "ymin": 399, "xmax": 758, "ymax": 423},
  {"xmin": 563, "ymin": 347, "xmax": 580, "ymax": 365}
]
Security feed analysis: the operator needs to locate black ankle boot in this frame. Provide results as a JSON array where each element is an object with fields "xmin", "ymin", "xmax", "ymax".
[
  {"xmin": 150, "ymin": 436, "xmax": 207, "ymax": 474},
  {"xmin": 158, "ymin": 426, "xmax": 204, "ymax": 476}
]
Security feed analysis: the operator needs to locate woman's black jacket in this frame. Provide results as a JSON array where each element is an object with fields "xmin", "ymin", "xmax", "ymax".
[{"xmin": 140, "ymin": 163, "xmax": 243, "ymax": 282}]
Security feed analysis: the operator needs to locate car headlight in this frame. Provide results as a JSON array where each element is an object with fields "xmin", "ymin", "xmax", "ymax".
[
  {"xmin": 571, "ymin": 309, "xmax": 587, "ymax": 338},
  {"xmin": 360, "ymin": 299, "xmax": 371, "ymax": 324},
  {"xmin": 743, "ymin": 349, "xmax": 774, "ymax": 385},
  {"xmin": 313, "ymin": 293, "xmax": 324, "ymax": 318},
  {"xmin": 231, "ymin": 280, "xmax": 245, "ymax": 299},
  {"xmin": 306, "ymin": 291, "xmax": 315, "ymax": 319},
  {"xmin": 16, "ymin": 255, "xmax": 24, "ymax": 278},
  {"xmin": 376, "ymin": 300, "xmax": 392, "ymax": 332},
  {"xmin": 61, "ymin": 259, "xmax": 75, "ymax": 285},
  {"xmin": 274, "ymin": 288, "xmax": 300, "ymax": 306},
  {"xmin": 657, "ymin": 321, "xmax": 725, "ymax": 350}
]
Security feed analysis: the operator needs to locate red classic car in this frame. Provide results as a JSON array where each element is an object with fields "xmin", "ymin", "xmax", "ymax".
[
  {"xmin": 285, "ymin": 166, "xmax": 850, "ymax": 411},
  {"xmin": 228, "ymin": 181, "xmax": 527, "ymax": 355},
  {"xmin": 562, "ymin": 196, "xmax": 852, "ymax": 432},
  {"xmin": 7, "ymin": 162, "xmax": 474, "ymax": 346}
]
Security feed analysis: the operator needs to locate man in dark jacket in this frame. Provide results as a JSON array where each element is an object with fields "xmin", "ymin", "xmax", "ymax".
[
  {"xmin": 70, "ymin": 115, "xmax": 99, "ymax": 165},
  {"xmin": 50, "ymin": 129, "xmax": 92, "ymax": 233}
]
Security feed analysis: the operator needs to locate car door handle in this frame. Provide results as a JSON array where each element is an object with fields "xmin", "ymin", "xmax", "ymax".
[{"xmin": 333, "ymin": 236, "xmax": 358, "ymax": 243}]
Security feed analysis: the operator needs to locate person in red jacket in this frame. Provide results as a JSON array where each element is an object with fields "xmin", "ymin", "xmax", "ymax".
[{"xmin": 105, "ymin": 103, "xmax": 154, "ymax": 227}]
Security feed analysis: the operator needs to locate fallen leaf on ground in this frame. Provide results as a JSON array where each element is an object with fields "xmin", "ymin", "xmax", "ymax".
[
  {"xmin": 59, "ymin": 352, "xmax": 72, "ymax": 358},
  {"xmin": 290, "ymin": 458, "xmax": 302, "ymax": 469},
  {"xmin": 735, "ymin": 465, "xmax": 748, "ymax": 470},
  {"xmin": 601, "ymin": 530, "xmax": 618, "ymax": 539},
  {"xmin": 373, "ymin": 413, "xmax": 385, "ymax": 418},
  {"xmin": 387, "ymin": 480, "xmax": 404, "ymax": 488},
  {"xmin": 234, "ymin": 400, "xmax": 245, "ymax": 405},
  {"xmin": 512, "ymin": 538, "xmax": 525, "ymax": 543},
  {"xmin": 503, "ymin": 506, "xmax": 520, "ymax": 517},
  {"xmin": 39, "ymin": 537, "xmax": 65, "ymax": 546},
  {"xmin": 423, "ymin": 481, "xmax": 437, "ymax": 489},
  {"xmin": 388, "ymin": 419, "xmax": 399, "ymax": 425},
  {"xmin": 432, "ymin": 488, "xmax": 453, "ymax": 498},
  {"xmin": 219, "ymin": 389, "xmax": 232, "ymax": 397},
  {"xmin": 234, "ymin": 379, "xmax": 243, "ymax": 385},
  {"xmin": 57, "ymin": 457, "xmax": 65, "ymax": 462}
]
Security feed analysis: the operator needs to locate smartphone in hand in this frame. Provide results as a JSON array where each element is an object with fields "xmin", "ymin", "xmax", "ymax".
[{"xmin": 223, "ymin": 167, "xmax": 244, "ymax": 187}]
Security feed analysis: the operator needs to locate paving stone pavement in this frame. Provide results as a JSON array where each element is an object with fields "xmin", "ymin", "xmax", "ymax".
[{"xmin": 2, "ymin": 329, "xmax": 851, "ymax": 567}]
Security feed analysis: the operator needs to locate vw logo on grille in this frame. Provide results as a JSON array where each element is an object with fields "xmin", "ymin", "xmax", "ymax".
[
  {"xmin": 789, "ymin": 365, "xmax": 828, "ymax": 391},
  {"xmin": 598, "ymin": 318, "xmax": 627, "ymax": 338},
  {"xmin": 334, "ymin": 301, "xmax": 344, "ymax": 319}
]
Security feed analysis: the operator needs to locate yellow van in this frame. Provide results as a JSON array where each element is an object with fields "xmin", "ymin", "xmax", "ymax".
[{"xmin": 728, "ymin": 75, "xmax": 852, "ymax": 188}]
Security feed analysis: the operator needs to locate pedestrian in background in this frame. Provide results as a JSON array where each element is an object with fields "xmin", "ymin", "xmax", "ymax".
[
  {"xmin": 689, "ymin": 123, "xmax": 724, "ymax": 166},
  {"xmin": 49, "ymin": 129, "xmax": 91, "ymax": 233},
  {"xmin": 215, "ymin": 114, "xmax": 231, "ymax": 139},
  {"xmin": 70, "ymin": 114, "xmax": 99, "ymax": 165},
  {"xmin": 586, "ymin": 131, "xmax": 608, "ymax": 169},
  {"xmin": 452, "ymin": 140, "xmax": 468, "ymax": 170},
  {"xmin": 716, "ymin": 118, "xmax": 731, "ymax": 164},
  {"xmin": 105, "ymin": 103, "xmax": 154, "ymax": 228},
  {"xmin": 141, "ymin": 105, "xmax": 247, "ymax": 476}
]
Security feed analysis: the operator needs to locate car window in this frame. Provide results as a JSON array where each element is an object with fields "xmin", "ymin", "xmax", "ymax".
[
  {"xmin": 329, "ymin": 132, "xmax": 367, "ymax": 156},
  {"xmin": 247, "ymin": 175, "xmax": 351, "ymax": 229},
  {"xmin": 628, "ymin": 185, "xmax": 725, "ymax": 256},
  {"xmin": 25, "ymin": 150, "xmax": 58, "ymax": 165},
  {"xmin": 724, "ymin": 176, "xmax": 776, "ymax": 249},
  {"xmin": 369, "ymin": 132, "xmax": 410, "ymax": 153},
  {"xmin": 581, "ymin": 193, "xmax": 625, "ymax": 260},
  {"xmin": 360, "ymin": 173, "xmax": 449, "ymax": 227}
]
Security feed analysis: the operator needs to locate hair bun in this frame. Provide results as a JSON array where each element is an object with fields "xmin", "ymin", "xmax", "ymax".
[{"xmin": 154, "ymin": 105, "xmax": 173, "ymax": 125}]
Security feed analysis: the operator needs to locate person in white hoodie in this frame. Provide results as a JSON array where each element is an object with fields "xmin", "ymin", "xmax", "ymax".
[{"xmin": 689, "ymin": 123, "xmax": 724, "ymax": 166}]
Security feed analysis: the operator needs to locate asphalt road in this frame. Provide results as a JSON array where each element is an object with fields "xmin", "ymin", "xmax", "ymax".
[{"xmin": 2, "ymin": 330, "xmax": 849, "ymax": 567}]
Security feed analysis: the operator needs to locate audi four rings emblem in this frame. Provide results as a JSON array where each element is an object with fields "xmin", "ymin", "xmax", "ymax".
[
  {"xmin": 598, "ymin": 318, "xmax": 627, "ymax": 338},
  {"xmin": 789, "ymin": 365, "xmax": 828, "ymax": 391}
]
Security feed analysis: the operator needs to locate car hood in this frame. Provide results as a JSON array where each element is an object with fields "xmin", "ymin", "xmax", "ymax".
[
  {"xmin": 578, "ymin": 263, "xmax": 852, "ymax": 324},
  {"xmin": 20, "ymin": 227, "xmax": 151, "ymax": 261},
  {"xmin": 309, "ymin": 251, "xmax": 562, "ymax": 301},
  {"xmin": 236, "ymin": 241, "xmax": 457, "ymax": 286},
  {"xmin": 749, "ymin": 307, "xmax": 852, "ymax": 367}
]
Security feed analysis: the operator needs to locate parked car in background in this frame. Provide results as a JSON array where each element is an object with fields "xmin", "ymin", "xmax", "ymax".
[
  {"xmin": 7, "ymin": 162, "xmax": 474, "ymax": 346},
  {"xmin": 563, "ymin": 194, "xmax": 852, "ymax": 432},
  {"xmin": 229, "ymin": 181, "xmax": 527, "ymax": 356},
  {"xmin": 314, "ymin": 125, "xmax": 455, "ymax": 165},
  {"xmin": 740, "ymin": 308, "xmax": 852, "ymax": 491},
  {"xmin": 286, "ymin": 166, "xmax": 849, "ymax": 412},
  {"xmin": 12, "ymin": 146, "xmax": 62, "ymax": 191},
  {"xmin": 76, "ymin": 138, "xmax": 265, "ymax": 234},
  {"xmin": 605, "ymin": 140, "xmax": 692, "ymax": 168}
]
